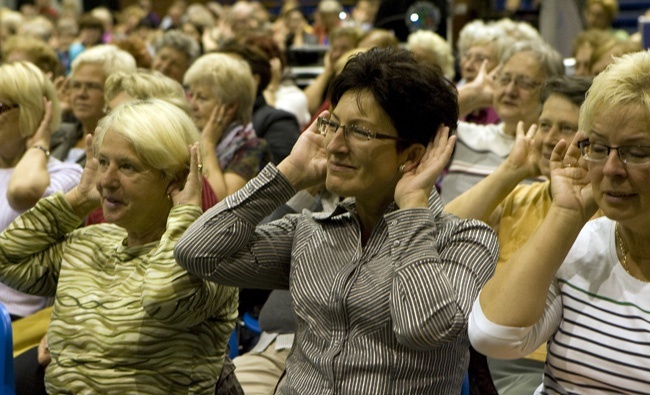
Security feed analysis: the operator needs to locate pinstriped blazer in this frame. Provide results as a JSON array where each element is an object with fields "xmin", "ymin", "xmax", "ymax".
[{"xmin": 176, "ymin": 164, "xmax": 498, "ymax": 394}]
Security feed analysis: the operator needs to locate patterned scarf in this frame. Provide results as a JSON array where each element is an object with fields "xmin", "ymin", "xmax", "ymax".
[{"xmin": 215, "ymin": 122, "xmax": 257, "ymax": 169}]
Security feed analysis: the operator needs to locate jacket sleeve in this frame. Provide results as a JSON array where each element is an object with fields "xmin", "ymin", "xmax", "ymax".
[
  {"xmin": 388, "ymin": 208, "xmax": 498, "ymax": 350},
  {"xmin": 141, "ymin": 204, "xmax": 238, "ymax": 328},
  {"xmin": 174, "ymin": 164, "xmax": 298, "ymax": 290},
  {"xmin": 0, "ymin": 193, "xmax": 82, "ymax": 297}
]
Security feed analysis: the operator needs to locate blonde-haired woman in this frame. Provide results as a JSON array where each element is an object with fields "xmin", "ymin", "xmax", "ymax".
[
  {"xmin": 184, "ymin": 52, "xmax": 271, "ymax": 199},
  {"xmin": 1, "ymin": 99, "xmax": 237, "ymax": 394},
  {"xmin": 0, "ymin": 62, "xmax": 82, "ymax": 320}
]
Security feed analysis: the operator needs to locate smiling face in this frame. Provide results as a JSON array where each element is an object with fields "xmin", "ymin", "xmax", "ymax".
[
  {"xmin": 325, "ymin": 90, "xmax": 408, "ymax": 207},
  {"xmin": 96, "ymin": 129, "xmax": 172, "ymax": 242},
  {"xmin": 188, "ymin": 83, "xmax": 218, "ymax": 130},
  {"xmin": 493, "ymin": 51, "xmax": 546, "ymax": 131},
  {"xmin": 587, "ymin": 104, "xmax": 650, "ymax": 228},
  {"xmin": 536, "ymin": 94, "xmax": 580, "ymax": 177}
]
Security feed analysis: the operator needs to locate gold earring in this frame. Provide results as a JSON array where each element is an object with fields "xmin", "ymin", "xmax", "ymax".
[{"xmin": 399, "ymin": 164, "xmax": 406, "ymax": 173}]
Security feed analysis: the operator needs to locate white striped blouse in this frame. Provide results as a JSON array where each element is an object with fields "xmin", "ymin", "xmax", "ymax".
[{"xmin": 175, "ymin": 164, "xmax": 498, "ymax": 394}]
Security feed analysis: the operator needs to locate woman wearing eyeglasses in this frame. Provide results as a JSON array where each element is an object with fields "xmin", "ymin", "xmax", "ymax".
[
  {"xmin": 440, "ymin": 39, "xmax": 565, "ymax": 204},
  {"xmin": 175, "ymin": 48, "xmax": 498, "ymax": 394},
  {"xmin": 469, "ymin": 51, "xmax": 650, "ymax": 393}
]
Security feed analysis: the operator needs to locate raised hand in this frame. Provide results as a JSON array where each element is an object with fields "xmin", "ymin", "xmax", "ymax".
[
  {"xmin": 276, "ymin": 111, "xmax": 328, "ymax": 191},
  {"xmin": 64, "ymin": 133, "xmax": 102, "ymax": 218},
  {"xmin": 502, "ymin": 121, "xmax": 541, "ymax": 179},
  {"xmin": 169, "ymin": 143, "xmax": 202, "ymax": 207},
  {"xmin": 26, "ymin": 97, "xmax": 54, "ymax": 150},
  {"xmin": 549, "ymin": 131, "xmax": 597, "ymax": 221},
  {"xmin": 201, "ymin": 104, "xmax": 234, "ymax": 148},
  {"xmin": 394, "ymin": 125, "xmax": 456, "ymax": 209}
]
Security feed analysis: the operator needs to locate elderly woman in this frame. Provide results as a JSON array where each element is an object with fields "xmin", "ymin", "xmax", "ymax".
[
  {"xmin": 151, "ymin": 30, "xmax": 200, "ymax": 84},
  {"xmin": 175, "ymin": 48, "xmax": 498, "ymax": 393},
  {"xmin": 184, "ymin": 52, "xmax": 271, "ymax": 199},
  {"xmin": 50, "ymin": 44, "xmax": 136, "ymax": 165},
  {"xmin": 469, "ymin": 50, "xmax": 650, "ymax": 393},
  {"xmin": 0, "ymin": 99, "xmax": 238, "ymax": 394},
  {"xmin": 440, "ymin": 39, "xmax": 565, "ymax": 204},
  {"xmin": 0, "ymin": 62, "xmax": 82, "ymax": 320}
]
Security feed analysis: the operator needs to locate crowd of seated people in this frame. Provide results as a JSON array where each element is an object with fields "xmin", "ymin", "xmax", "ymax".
[{"xmin": 1, "ymin": 0, "xmax": 650, "ymax": 394}]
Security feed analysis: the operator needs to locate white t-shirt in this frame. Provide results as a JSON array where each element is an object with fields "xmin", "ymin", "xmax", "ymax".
[{"xmin": 470, "ymin": 217, "xmax": 650, "ymax": 394}]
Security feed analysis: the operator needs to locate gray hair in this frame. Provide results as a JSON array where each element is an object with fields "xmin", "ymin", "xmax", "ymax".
[
  {"xmin": 500, "ymin": 40, "xmax": 565, "ymax": 79},
  {"xmin": 152, "ymin": 30, "xmax": 201, "ymax": 66}
]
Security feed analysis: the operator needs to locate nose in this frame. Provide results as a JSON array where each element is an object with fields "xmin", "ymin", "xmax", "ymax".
[
  {"xmin": 99, "ymin": 164, "xmax": 120, "ymax": 189},
  {"xmin": 325, "ymin": 126, "xmax": 349, "ymax": 155},
  {"xmin": 602, "ymin": 148, "xmax": 627, "ymax": 177}
]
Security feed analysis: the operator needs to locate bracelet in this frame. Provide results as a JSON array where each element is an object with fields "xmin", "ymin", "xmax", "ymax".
[{"xmin": 31, "ymin": 145, "xmax": 50, "ymax": 158}]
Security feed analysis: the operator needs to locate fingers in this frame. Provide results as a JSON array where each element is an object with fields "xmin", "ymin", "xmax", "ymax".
[
  {"xmin": 85, "ymin": 132, "xmax": 96, "ymax": 162},
  {"xmin": 309, "ymin": 110, "xmax": 330, "ymax": 135},
  {"xmin": 549, "ymin": 139, "xmax": 569, "ymax": 171},
  {"xmin": 525, "ymin": 123, "xmax": 537, "ymax": 139}
]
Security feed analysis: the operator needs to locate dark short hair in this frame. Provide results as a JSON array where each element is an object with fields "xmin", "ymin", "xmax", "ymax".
[
  {"xmin": 541, "ymin": 75, "xmax": 593, "ymax": 107},
  {"xmin": 328, "ymin": 47, "xmax": 458, "ymax": 150}
]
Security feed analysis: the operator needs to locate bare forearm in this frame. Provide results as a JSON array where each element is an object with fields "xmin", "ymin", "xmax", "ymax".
[
  {"xmin": 445, "ymin": 163, "xmax": 527, "ymax": 222},
  {"xmin": 479, "ymin": 205, "xmax": 586, "ymax": 327},
  {"xmin": 7, "ymin": 147, "xmax": 51, "ymax": 211}
]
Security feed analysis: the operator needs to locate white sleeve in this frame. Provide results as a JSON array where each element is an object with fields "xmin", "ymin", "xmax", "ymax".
[{"xmin": 468, "ymin": 281, "xmax": 563, "ymax": 359}]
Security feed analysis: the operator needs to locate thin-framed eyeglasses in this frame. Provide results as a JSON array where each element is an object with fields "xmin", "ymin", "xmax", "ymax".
[
  {"xmin": 578, "ymin": 139, "xmax": 650, "ymax": 165},
  {"xmin": 0, "ymin": 103, "xmax": 19, "ymax": 116},
  {"xmin": 495, "ymin": 73, "xmax": 542, "ymax": 91},
  {"xmin": 317, "ymin": 117, "xmax": 404, "ymax": 143}
]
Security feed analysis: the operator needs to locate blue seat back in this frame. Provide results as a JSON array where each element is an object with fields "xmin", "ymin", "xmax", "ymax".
[{"xmin": 0, "ymin": 303, "xmax": 15, "ymax": 395}]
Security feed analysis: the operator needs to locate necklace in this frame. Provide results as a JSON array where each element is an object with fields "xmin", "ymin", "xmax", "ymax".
[{"xmin": 615, "ymin": 222, "xmax": 631, "ymax": 275}]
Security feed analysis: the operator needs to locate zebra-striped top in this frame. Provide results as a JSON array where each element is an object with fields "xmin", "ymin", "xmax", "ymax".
[
  {"xmin": 470, "ymin": 217, "xmax": 650, "ymax": 394},
  {"xmin": 175, "ymin": 164, "xmax": 498, "ymax": 394},
  {"xmin": 0, "ymin": 193, "xmax": 238, "ymax": 395}
]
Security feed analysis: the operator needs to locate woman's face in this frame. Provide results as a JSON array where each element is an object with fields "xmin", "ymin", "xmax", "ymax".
[
  {"xmin": 460, "ymin": 43, "xmax": 497, "ymax": 83},
  {"xmin": 535, "ymin": 94, "xmax": 580, "ymax": 178},
  {"xmin": 587, "ymin": 104, "xmax": 650, "ymax": 229},
  {"xmin": 493, "ymin": 51, "xmax": 545, "ymax": 128},
  {"xmin": 325, "ymin": 90, "xmax": 407, "ymax": 206},
  {"xmin": 96, "ymin": 129, "xmax": 171, "ymax": 239},
  {"xmin": 188, "ymin": 84, "xmax": 218, "ymax": 130},
  {"xmin": 68, "ymin": 63, "xmax": 107, "ymax": 127}
]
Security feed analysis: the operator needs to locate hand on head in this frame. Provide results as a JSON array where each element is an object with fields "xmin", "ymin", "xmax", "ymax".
[
  {"xmin": 26, "ymin": 97, "xmax": 54, "ymax": 150},
  {"xmin": 549, "ymin": 131, "xmax": 597, "ymax": 220},
  {"xmin": 169, "ymin": 142, "xmax": 203, "ymax": 207},
  {"xmin": 394, "ymin": 125, "xmax": 456, "ymax": 209},
  {"xmin": 277, "ymin": 110, "xmax": 328, "ymax": 191}
]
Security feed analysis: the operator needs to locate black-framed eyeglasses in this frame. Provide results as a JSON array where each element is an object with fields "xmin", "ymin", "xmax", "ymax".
[
  {"xmin": 0, "ymin": 103, "xmax": 19, "ymax": 116},
  {"xmin": 578, "ymin": 139, "xmax": 650, "ymax": 165},
  {"xmin": 317, "ymin": 117, "xmax": 404, "ymax": 143},
  {"xmin": 495, "ymin": 73, "xmax": 542, "ymax": 91}
]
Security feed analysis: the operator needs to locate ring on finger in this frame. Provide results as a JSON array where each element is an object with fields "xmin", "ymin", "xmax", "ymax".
[{"xmin": 197, "ymin": 163, "xmax": 203, "ymax": 172}]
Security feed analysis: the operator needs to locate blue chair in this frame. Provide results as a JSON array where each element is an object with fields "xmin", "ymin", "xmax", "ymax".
[
  {"xmin": 461, "ymin": 372, "xmax": 470, "ymax": 395},
  {"xmin": 0, "ymin": 303, "xmax": 16, "ymax": 395},
  {"xmin": 228, "ymin": 312, "xmax": 262, "ymax": 359}
]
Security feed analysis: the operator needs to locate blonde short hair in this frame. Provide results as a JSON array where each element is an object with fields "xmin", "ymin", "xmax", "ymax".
[
  {"xmin": 406, "ymin": 30, "xmax": 455, "ymax": 80},
  {"xmin": 183, "ymin": 53, "xmax": 256, "ymax": 124},
  {"xmin": 0, "ymin": 62, "xmax": 61, "ymax": 138},
  {"xmin": 95, "ymin": 99, "xmax": 199, "ymax": 179},
  {"xmin": 71, "ymin": 44, "xmax": 137, "ymax": 77},
  {"xmin": 104, "ymin": 70, "xmax": 190, "ymax": 115}
]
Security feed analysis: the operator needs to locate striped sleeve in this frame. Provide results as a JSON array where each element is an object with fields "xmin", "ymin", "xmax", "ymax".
[
  {"xmin": 388, "ymin": 208, "xmax": 498, "ymax": 350},
  {"xmin": 174, "ymin": 164, "xmax": 297, "ymax": 289},
  {"xmin": 142, "ymin": 204, "xmax": 239, "ymax": 328},
  {"xmin": 0, "ymin": 193, "xmax": 83, "ymax": 296}
]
